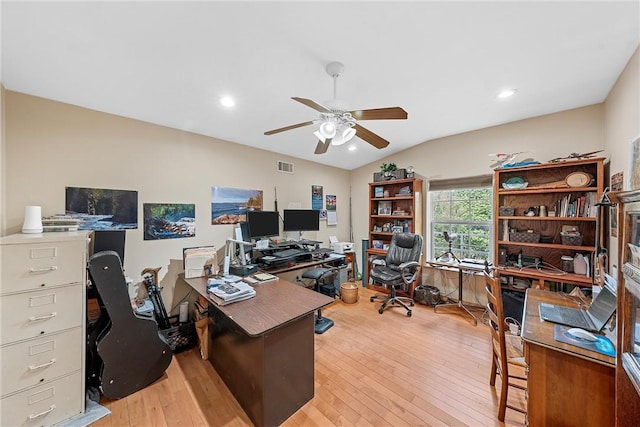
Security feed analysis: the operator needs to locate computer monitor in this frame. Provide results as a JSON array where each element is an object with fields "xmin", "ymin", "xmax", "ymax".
[
  {"xmin": 92, "ymin": 230, "xmax": 126, "ymax": 265},
  {"xmin": 283, "ymin": 209, "xmax": 320, "ymax": 232},
  {"xmin": 246, "ymin": 210, "xmax": 279, "ymax": 239}
]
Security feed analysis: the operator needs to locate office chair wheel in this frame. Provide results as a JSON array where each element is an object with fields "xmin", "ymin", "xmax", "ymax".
[
  {"xmin": 407, "ymin": 310, "xmax": 412, "ymax": 317},
  {"xmin": 410, "ymin": 301, "xmax": 415, "ymax": 306},
  {"xmin": 378, "ymin": 307, "xmax": 384, "ymax": 314},
  {"xmin": 370, "ymin": 296, "xmax": 375, "ymax": 302}
]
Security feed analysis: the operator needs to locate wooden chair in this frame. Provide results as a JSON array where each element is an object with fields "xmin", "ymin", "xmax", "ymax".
[{"xmin": 484, "ymin": 269, "xmax": 527, "ymax": 422}]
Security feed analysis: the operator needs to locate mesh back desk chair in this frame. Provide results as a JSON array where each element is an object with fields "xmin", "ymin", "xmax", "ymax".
[
  {"xmin": 369, "ymin": 233, "xmax": 423, "ymax": 317},
  {"xmin": 484, "ymin": 269, "xmax": 527, "ymax": 422}
]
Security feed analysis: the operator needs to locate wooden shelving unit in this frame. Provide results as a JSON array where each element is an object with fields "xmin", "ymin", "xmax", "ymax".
[
  {"xmin": 365, "ymin": 178, "xmax": 423, "ymax": 296},
  {"xmin": 609, "ymin": 189, "xmax": 640, "ymax": 425},
  {"xmin": 493, "ymin": 158, "xmax": 605, "ymax": 290}
]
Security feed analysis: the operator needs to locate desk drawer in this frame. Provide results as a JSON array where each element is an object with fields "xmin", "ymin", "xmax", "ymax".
[
  {"xmin": 0, "ymin": 371, "xmax": 82, "ymax": 427},
  {"xmin": 0, "ymin": 285, "xmax": 83, "ymax": 345},
  {"xmin": 1, "ymin": 328, "xmax": 83, "ymax": 396},
  {"xmin": 1, "ymin": 239, "xmax": 85, "ymax": 295}
]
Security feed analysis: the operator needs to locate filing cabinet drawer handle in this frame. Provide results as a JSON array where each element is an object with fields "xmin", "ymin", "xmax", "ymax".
[
  {"xmin": 29, "ymin": 266, "xmax": 58, "ymax": 273},
  {"xmin": 28, "ymin": 404, "xmax": 56, "ymax": 419},
  {"xmin": 28, "ymin": 312, "xmax": 57, "ymax": 321},
  {"xmin": 28, "ymin": 358, "xmax": 57, "ymax": 370}
]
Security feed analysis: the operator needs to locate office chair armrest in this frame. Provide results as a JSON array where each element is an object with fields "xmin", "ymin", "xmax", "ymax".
[
  {"xmin": 398, "ymin": 260, "xmax": 419, "ymax": 271},
  {"xmin": 399, "ymin": 261, "xmax": 420, "ymax": 291}
]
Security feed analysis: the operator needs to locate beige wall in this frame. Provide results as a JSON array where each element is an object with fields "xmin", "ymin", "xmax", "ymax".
[
  {"xmin": 351, "ymin": 104, "xmax": 605, "ymax": 261},
  {"xmin": 3, "ymin": 91, "xmax": 351, "ymax": 309},
  {"xmin": 604, "ymin": 47, "xmax": 640, "ymax": 277},
  {"xmin": 3, "ymin": 45, "xmax": 638, "ymax": 307},
  {"xmin": 1, "ymin": 85, "xmax": 5, "ymax": 235}
]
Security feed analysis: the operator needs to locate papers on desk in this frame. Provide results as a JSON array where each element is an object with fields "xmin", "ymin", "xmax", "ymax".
[
  {"xmin": 252, "ymin": 272, "xmax": 278, "ymax": 283},
  {"xmin": 207, "ymin": 281, "xmax": 256, "ymax": 306}
]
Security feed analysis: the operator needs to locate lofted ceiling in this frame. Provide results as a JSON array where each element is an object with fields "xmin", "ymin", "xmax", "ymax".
[{"xmin": 2, "ymin": 1, "xmax": 639, "ymax": 170}]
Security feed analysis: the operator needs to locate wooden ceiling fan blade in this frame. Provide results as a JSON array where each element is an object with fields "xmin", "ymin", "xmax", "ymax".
[
  {"xmin": 292, "ymin": 97, "xmax": 333, "ymax": 113},
  {"xmin": 264, "ymin": 121, "xmax": 314, "ymax": 135},
  {"xmin": 314, "ymin": 139, "xmax": 331, "ymax": 155},
  {"xmin": 350, "ymin": 107, "xmax": 408, "ymax": 121},
  {"xmin": 354, "ymin": 124, "xmax": 390, "ymax": 149}
]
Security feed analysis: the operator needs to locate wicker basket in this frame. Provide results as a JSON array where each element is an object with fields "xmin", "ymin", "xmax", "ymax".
[
  {"xmin": 560, "ymin": 233, "xmax": 583, "ymax": 246},
  {"xmin": 499, "ymin": 207, "xmax": 515, "ymax": 216},
  {"xmin": 340, "ymin": 282, "xmax": 359, "ymax": 304},
  {"xmin": 509, "ymin": 231, "xmax": 540, "ymax": 243}
]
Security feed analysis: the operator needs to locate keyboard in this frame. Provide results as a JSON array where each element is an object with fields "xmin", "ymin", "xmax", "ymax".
[
  {"xmin": 558, "ymin": 307, "xmax": 589, "ymax": 327},
  {"xmin": 273, "ymin": 248, "xmax": 304, "ymax": 258}
]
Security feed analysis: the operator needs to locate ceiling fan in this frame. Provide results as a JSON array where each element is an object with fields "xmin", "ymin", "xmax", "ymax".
[{"xmin": 264, "ymin": 61, "xmax": 408, "ymax": 154}]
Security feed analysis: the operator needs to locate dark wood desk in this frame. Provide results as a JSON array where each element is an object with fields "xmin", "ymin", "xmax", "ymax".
[
  {"xmin": 522, "ymin": 289, "xmax": 615, "ymax": 427},
  {"xmin": 182, "ymin": 275, "xmax": 334, "ymax": 427}
]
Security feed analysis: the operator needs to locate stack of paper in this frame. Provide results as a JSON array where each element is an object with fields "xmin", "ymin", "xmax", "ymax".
[
  {"xmin": 253, "ymin": 272, "xmax": 279, "ymax": 283},
  {"xmin": 207, "ymin": 281, "xmax": 256, "ymax": 306}
]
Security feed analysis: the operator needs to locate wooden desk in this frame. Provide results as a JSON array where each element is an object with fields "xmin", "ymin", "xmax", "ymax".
[
  {"xmin": 182, "ymin": 275, "xmax": 334, "ymax": 427},
  {"xmin": 522, "ymin": 289, "xmax": 615, "ymax": 427}
]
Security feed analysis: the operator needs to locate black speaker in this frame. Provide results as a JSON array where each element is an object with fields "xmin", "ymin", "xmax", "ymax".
[{"xmin": 498, "ymin": 246, "xmax": 507, "ymax": 266}]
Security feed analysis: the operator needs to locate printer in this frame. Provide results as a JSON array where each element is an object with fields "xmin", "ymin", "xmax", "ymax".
[{"xmin": 329, "ymin": 236, "xmax": 354, "ymax": 254}]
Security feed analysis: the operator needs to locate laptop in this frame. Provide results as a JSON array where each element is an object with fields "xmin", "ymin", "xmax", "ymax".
[{"xmin": 538, "ymin": 284, "xmax": 617, "ymax": 332}]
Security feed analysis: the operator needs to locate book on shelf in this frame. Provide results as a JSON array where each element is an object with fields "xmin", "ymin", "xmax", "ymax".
[
  {"xmin": 207, "ymin": 281, "xmax": 256, "ymax": 306},
  {"xmin": 252, "ymin": 272, "xmax": 278, "ymax": 283}
]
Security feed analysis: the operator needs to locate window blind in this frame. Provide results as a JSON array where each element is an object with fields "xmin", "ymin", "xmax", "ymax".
[{"xmin": 427, "ymin": 174, "xmax": 493, "ymax": 191}]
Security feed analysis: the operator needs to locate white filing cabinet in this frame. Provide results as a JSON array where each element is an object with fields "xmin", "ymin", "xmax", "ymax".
[{"xmin": 0, "ymin": 231, "xmax": 90, "ymax": 426}]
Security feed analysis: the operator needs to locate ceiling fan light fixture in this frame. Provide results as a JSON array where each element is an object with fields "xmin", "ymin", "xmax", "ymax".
[
  {"xmin": 319, "ymin": 120, "xmax": 336, "ymax": 139},
  {"xmin": 331, "ymin": 126, "xmax": 356, "ymax": 146}
]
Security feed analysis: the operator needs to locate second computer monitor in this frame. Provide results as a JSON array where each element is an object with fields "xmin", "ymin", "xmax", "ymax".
[
  {"xmin": 283, "ymin": 209, "xmax": 320, "ymax": 232},
  {"xmin": 246, "ymin": 210, "xmax": 280, "ymax": 239}
]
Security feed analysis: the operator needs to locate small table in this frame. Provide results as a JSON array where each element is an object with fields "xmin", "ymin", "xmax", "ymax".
[
  {"xmin": 426, "ymin": 260, "xmax": 486, "ymax": 325},
  {"xmin": 181, "ymin": 275, "xmax": 334, "ymax": 427},
  {"xmin": 521, "ymin": 289, "xmax": 615, "ymax": 427}
]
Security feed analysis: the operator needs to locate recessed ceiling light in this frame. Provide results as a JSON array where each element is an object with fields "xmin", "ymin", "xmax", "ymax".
[
  {"xmin": 220, "ymin": 96, "xmax": 235, "ymax": 107},
  {"xmin": 497, "ymin": 89, "xmax": 517, "ymax": 99},
  {"xmin": 348, "ymin": 144, "xmax": 356, "ymax": 151}
]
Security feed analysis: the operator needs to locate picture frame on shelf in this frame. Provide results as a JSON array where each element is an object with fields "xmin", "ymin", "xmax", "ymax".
[
  {"xmin": 374, "ymin": 186, "xmax": 384, "ymax": 198},
  {"xmin": 391, "ymin": 225, "xmax": 404, "ymax": 233},
  {"xmin": 378, "ymin": 201, "xmax": 392, "ymax": 215},
  {"xmin": 372, "ymin": 240, "xmax": 384, "ymax": 249}
]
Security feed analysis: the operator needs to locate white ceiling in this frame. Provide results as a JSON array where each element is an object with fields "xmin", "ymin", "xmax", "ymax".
[{"xmin": 2, "ymin": 1, "xmax": 639, "ymax": 170}]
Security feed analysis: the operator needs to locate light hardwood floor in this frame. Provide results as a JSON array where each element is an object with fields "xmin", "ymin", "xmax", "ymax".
[{"xmin": 92, "ymin": 287, "xmax": 526, "ymax": 427}]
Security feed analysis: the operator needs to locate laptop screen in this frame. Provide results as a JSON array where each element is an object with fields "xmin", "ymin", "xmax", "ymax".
[{"xmin": 587, "ymin": 285, "xmax": 617, "ymax": 330}]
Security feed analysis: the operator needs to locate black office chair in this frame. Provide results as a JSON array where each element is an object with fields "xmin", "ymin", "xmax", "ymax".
[
  {"xmin": 369, "ymin": 233, "xmax": 423, "ymax": 317},
  {"xmin": 301, "ymin": 267, "xmax": 336, "ymax": 334}
]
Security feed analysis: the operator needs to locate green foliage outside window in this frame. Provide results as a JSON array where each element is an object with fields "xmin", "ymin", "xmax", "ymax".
[{"xmin": 431, "ymin": 188, "xmax": 493, "ymax": 260}]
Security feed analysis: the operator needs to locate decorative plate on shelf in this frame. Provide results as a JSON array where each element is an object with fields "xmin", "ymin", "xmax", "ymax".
[{"xmin": 502, "ymin": 177, "xmax": 528, "ymax": 189}]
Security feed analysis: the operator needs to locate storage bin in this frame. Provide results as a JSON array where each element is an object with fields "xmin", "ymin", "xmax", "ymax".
[
  {"xmin": 160, "ymin": 319, "xmax": 198, "ymax": 353},
  {"xmin": 499, "ymin": 207, "xmax": 515, "ymax": 216},
  {"xmin": 509, "ymin": 231, "xmax": 540, "ymax": 243},
  {"xmin": 560, "ymin": 233, "xmax": 583, "ymax": 246}
]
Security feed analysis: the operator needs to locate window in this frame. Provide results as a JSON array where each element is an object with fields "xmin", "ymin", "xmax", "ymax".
[{"xmin": 429, "ymin": 176, "xmax": 493, "ymax": 261}]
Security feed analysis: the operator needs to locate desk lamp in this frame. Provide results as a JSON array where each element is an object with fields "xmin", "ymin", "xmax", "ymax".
[{"xmin": 224, "ymin": 237, "xmax": 257, "ymax": 277}]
